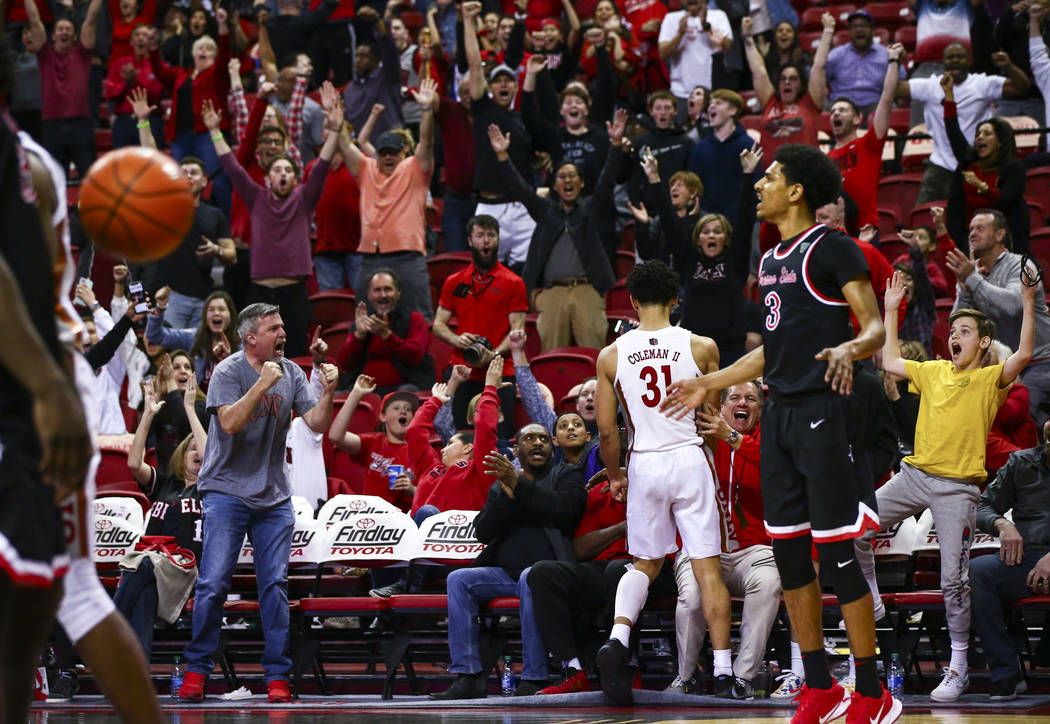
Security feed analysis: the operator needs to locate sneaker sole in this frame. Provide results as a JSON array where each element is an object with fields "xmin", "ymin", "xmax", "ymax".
[
  {"xmin": 873, "ymin": 697, "xmax": 904, "ymax": 724},
  {"xmin": 597, "ymin": 646, "xmax": 633, "ymax": 707},
  {"xmin": 929, "ymin": 684, "xmax": 969, "ymax": 702}
]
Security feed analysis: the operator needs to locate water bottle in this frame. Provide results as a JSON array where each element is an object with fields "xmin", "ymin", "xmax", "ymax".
[
  {"xmin": 888, "ymin": 653, "xmax": 904, "ymax": 698},
  {"xmin": 501, "ymin": 655, "xmax": 514, "ymax": 696},
  {"xmin": 754, "ymin": 661, "xmax": 769, "ymax": 698},
  {"xmin": 171, "ymin": 656, "xmax": 185, "ymax": 698}
]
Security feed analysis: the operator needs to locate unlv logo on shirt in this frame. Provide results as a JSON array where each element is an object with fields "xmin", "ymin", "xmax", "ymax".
[{"xmin": 251, "ymin": 393, "xmax": 284, "ymax": 422}]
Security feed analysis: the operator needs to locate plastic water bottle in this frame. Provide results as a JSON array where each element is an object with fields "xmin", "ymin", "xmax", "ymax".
[
  {"xmin": 501, "ymin": 655, "xmax": 515, "ymax": 696},
  {"xmin": 888, "ymin": 653, "xmax": 904, "ymax": 698},
  {"xmin": 171, "ymin": 656, "xmax": 185, "ymax": 698}
]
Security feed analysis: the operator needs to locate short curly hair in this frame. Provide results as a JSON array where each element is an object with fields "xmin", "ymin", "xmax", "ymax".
[
  {"xmin": 773, "ymin": 144, "xmax": 843, "ymax": 213},
  {"xmin": 625, "ymin": 260, "xmax": 680, "ymax": 307}
]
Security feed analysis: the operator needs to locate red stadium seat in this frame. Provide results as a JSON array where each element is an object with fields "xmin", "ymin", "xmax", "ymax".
[
  {"xmin": 893, "ymin": 26, "xmax": 916, "ymax": 51},
  {"xmin": 426, "ymin": 252, "xmax": 472, "ymax": 296},
  {"xmin": 96, "ymin": 447, "xmax": 136, "ymax": 487},
  {"xmin": 531, "ymin": 348, "xmax": 600, "ymax": 404},
  {"xmin": 1027, "ymin": 168, "xmax": 1050, "ymax": 206},
  {"xmin": 619, "ymin": 220, "xmax": 636, "ymax": 251},
  {"xmin": 320, "ymin": 321, "xmax": 353, "ymax": 356},
  {"xmin": 909, "ymin": 201, "xmax": 944, "ymax": 230},
  {"xmin": 889, "ymin": 106, "xmax": 912, "ymax": 134},
  {"xmin": 878, "ymin": 206, "xmax": 902, "ymax": 239},
  {"xmin": 879, "ymin": 173, "xmax": 924, "ymax": 217},
  {"xmin": 865, "ymin": 3, "xmax": 913, "ymax": 32},
  {"xmin": 1029, "ymin": 229, "xmax": 1050, "ymax": 281},
  {"xmin": 613, "ymin": 249, "xmax": 636, "ymax": 281},
  {"xmin": 309, "ymin": 289, "xmax": 356, "ymax": 328},
  {"xmin": 606, "ymin": 282, "xmax": 636, "ymax": 316}
]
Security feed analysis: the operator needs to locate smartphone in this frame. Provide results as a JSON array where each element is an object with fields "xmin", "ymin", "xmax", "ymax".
[
  {"xmin": 128, "ymin": 281, "xmax": 149, "ymax": 314},
  {"xmin": 74, "ymin": 277, "xmax": 93, "ymax": 306}
]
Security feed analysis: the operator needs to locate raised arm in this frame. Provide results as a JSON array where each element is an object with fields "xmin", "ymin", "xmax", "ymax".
[
  {"xmin": 881, "ymin": 270, "xmax": 908, "ymax": 378},
  {"xmin": 128, "ymin": 382, "xmax": 163, "ymax": 488},
  {"xmin": 316, "ymin": 95, "xmax": 344, "ymax": 164},
  {"xmin": 488, "ymin": 124, "xmax": 547, "ymax": 220},
  {"xmin": 23, "ymin": 0, "xmax": 47, "ymax": 52},
  {"xmin": 357, "ymin": 103, "xmax": 385, "ymax": 158},
  {"xmin": 462, "ymin": 1, "xmax": 486, "ymax": 100},
  {"xmin": 328, "ymin": 374, "xmax": 374, "ymax": 454},
  {"xmin": 201, "ymin": 99, "xmax": 232, "ymax": 156},
  {"xmin": 741, "ymin": 17, "xmax": 773, "ymax": 106},
  {"xmin": 562, "ymin": 0, "xmax": 580, "ymax": 48},
  {"xmin": 993, "ymin": 49, "xmax": 1031, "ymax": 98},
  {"xmin": 326, "ymin": 82, "xmax": 365, "ymax": 175},
  {"xmin": 872, "ymin": 43, "xmax": 904, "ymax": 140},
  {"xmin": 1002, "ymin": 276, "xmax": 1037, "ymax": 385},
  {"xmin": 183, "ymin": 375, "xmax": 208, "ymax": 456},
  {"xmin": 808, "ymin": 11, "xmax": 835, "ymax": 108},
  {"xmin": 80, "ymin": 0, "xmax": 105, "ymax": 51},
  {"xmin": 411, "ymin": 77, "xmax": 438, "ymax": 175},
  {"xmin": 130, "ymin": 87, "xmax": 158, "ymax": 150}
]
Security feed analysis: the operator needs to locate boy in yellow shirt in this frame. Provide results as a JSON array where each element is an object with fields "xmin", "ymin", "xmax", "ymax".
[{"xmin": 855, "ymin": 268, "xmax": 1037, "ymax": 702}]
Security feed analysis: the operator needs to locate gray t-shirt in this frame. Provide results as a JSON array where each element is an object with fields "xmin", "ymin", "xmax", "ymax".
[{"xmin": 198, "ymin": 351, "xmax": 317, "ymax": 508}]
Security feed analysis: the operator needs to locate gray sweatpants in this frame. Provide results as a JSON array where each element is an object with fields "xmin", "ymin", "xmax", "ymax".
[
  {"xmin": 854, "ymin": 462, "xmax": 979, "ymax": 645},
  {"xmin": 674, "ymin": 545, "xmax": 782, "ymax": 681}
]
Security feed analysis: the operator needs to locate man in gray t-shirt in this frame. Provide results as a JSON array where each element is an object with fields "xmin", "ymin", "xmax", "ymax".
[{"xmin": 178, "ymin": 303, "xmax": 339, "ymax": 703}]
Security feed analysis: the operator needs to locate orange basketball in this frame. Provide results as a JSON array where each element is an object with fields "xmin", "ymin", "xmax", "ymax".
[{"xmin": 78, "ymin": 147, "xmax": 195, "ymax": 262}]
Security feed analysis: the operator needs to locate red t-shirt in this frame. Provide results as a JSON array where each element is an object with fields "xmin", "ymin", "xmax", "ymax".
[
  {"xmin": 109, "ymin": 0, "xmax": 156, "ymax": 65},
  {"xmin": 573, "ymin": 483, "xmax": 628, "ymax": 561},
  {"xmin": 305, "ymin": 159, "xmax": 361, "ymax": 255},
  {"xmin": 828, "ymin": 129, "xmax": 885, "ymax": 230},
  {"xmin": 624, "ymin": 0, "xmax": 667, "ymax": 39},
  {"xmin": 350, "ymin": 432, "xmax": 415, "ymax": 511},
  {"xmin": 435, "ymin": 99, "xmax": 475, "ymax": 193},
  {"xmin": 759, "ymin": 94, "xmax": 820, "ymax": 163},
  {"xmin": 438, "ymin": 263, "xmax": 528, "ymax": 380},
  {"xmin": 712, "ymin": 422, "xmax": 769, "ymax": 551},
  {"xmin": 37, "ymin": 43, "xmax": 93, "ymax": 120}
]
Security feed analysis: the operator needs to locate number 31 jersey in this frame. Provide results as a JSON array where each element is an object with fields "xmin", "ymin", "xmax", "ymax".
[
  {"xmin": 757, "ymin": 224, "xmax": 870, "ymax": 397},
  {"xmin": 614, "ymin": 325, "xmax": 704, "ymax": 454}
]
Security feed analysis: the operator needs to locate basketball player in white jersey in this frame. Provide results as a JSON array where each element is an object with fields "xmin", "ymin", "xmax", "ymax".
[
  {"xmin": 594, "ymin": 260, "xmax": 733, "ymax": 705},
  {"xmin": 22, "ymin": 130, "xmax": 164, "ymax": 722}
]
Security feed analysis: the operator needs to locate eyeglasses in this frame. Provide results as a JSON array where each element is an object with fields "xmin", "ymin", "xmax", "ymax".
[{"xmin": 258, "ymin": 137, "xmax": 283, "ymax": 146}]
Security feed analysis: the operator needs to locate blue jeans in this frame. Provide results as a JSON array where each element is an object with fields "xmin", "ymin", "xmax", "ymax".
[
  {"xmin": 313, "ymin": 252, "xmax": 362, "ymax": 291},
  {"xmin": 164, "ymin": 290, "xmax": 205, "ymax": 331},
  {"xmin": 184, "ymin": 492, "xmax": 295, "ymax": 682},
  {"xmin": 446, "ymin": 566, "xmax": 546, "ymax": 680},
  {"xmin": 171, "ymin": 129, "xmax": 231, "ymax": 215},
  {"xmin": 112, "ymin": 557, "xmax": 160, "ymax": 656},
  {"xmin": 970, "ymin": 545, "xmax": 1050, "ymax": 682},
  {"xmin": 441, "ymin": 191, "xmax": 476, "ymax": 253}
]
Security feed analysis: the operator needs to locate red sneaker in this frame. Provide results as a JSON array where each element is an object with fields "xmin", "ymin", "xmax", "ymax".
[
  {"xmin": 791, "ymin": 683, "xmax": 850, "ymax": 724},
  {"xmin": 268, "ymin": 679, "xmax": 294, "ymax": 703},
  {"xmin": 177, "ymin": 672, "xmax": 206, "ymax": 702},
  {"xmin": 846, "ymin": 685, "xmax": 902, "ymax": 724},
  {"xmin": 538, "ymin": 668, "xmax": 590, "ymax": 695}
]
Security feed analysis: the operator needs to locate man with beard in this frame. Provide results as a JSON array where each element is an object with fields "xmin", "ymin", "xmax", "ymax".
[
  {"xmin": 336, "ymin": 268, "xmax": 433, "ymax": 395},
  {"xmin": 429, "ymin": 422, "xmax": 586, "ymax": 699},
  {"xmin": 177, "ymin": 303, "xmax": 340, "ymax": 702},
  {"xmin": 434, "ymin": 215, "xmax": 527, "ymax": 436},
  {"xmin": 202, "ymin": 94, "xmax": 343, "ymax": 359}
]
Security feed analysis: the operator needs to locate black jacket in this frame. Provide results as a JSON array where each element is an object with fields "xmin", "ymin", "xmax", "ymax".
[
  {"xmin": 472, "ymin": 462, "xmax": 586, "ymax": 579},
  {"xmin": 978, "ymin": 446, "xmax": 1050, "ymax": 549},
  {"xmin": 628, "ymin": 125, "xmax": 694, "ymax": 207},
  {"xmin": 502, "ymin": 146, "xmax": 623, "ymax": 295}
]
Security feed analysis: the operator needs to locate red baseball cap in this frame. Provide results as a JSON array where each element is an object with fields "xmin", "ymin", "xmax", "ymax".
[{"xmin": 381, "ymin": 390, "xmax": 420, "ymax": 413}]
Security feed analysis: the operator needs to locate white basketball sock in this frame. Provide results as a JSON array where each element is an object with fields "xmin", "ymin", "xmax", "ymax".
[
  {"xmin": 949, "ymin": 639, "xmax": 968, "ymax": 677},
  {"xmin": 791, "ymin": 640, "xmax": 804, "ymax": 679}
]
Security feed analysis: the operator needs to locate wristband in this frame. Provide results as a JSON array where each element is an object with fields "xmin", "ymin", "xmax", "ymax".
[
  {"xmin": 137, "ymin": 121, "xmax": 150, "ymax": 128},
  {"xmin": 888, "ymin": 58, "xmax": 899, "ymax": 64},
  {"xmin": 211, "ymin": 133, "xmax": 223, "ymax": 141}
]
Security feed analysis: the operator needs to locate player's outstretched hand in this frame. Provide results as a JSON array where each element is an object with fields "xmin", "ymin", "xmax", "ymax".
[
  {"xmin": 660, "ymin": 377, "xmax": 709, "ymax": 419},
  {"xmin": 816, "ymin": 343, "xmax": 854, "ymax": 395}
]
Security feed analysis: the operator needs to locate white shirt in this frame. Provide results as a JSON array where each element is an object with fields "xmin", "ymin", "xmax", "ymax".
[
  {"xmin": 658, "ymin": 8, "xmax": 733, "ymax": 97},
  {"xmin": 613, "ymin": 325, "xmax": 704, "ymax": 454},
  {"xmin": 1030, "ymin": 36, "xmax": 1050, "ymax": 146},
  {"xmin": 284, "ymin": 367, "xmax": 327, "ymax": 510},
  {"xmin": 909, "ymin": 73, "xmax": 1005, "ymax": 171}
]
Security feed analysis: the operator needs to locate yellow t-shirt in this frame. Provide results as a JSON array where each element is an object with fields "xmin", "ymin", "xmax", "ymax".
[{"xmin": 902, "ymin": 359, "xmax": 1009, "ymax": 480}]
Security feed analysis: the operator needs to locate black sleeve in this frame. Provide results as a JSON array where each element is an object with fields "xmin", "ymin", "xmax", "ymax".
[
  {"xmin": 551, "ymin": 35, "xmax": 582, "ymax": 89},
  {"xmin": 296, "ymin": 0, "xmax": 335, "ymax": 30},
  {"xmin": 497, "ymin": 156, "xmax": 548, "ymax": 220},
  {"xmin": 810, "ymin": 230, "xmax": 870, "ymax": 299},
  {"xmin": 473, "ymin": 479, "xmax": 518, "ymax": 543},
  {"xmin": 995, "ymin": 158, "xmax": 1027, "ymax": 212},
  {"xmin": 505, "ymin": 18, "xmax": 526, "ymax": 70},
  {"xmin": 635, "ymin": 217, "xmax": 662, "ymax": 260},
  {"xmin": 589, "ymin": 44, "xmax": 614, "ymax": 126},
  {"xmin": 455, "ymin": 20, "xmax": 468, "ymax": 73},
  {"xmin": 162, "ymin": 388, "xmax": 191, "ymax": 438},
  {"xmin": 944, "ymin": 105, "xmax": 973, "ymax": 168},
  {"xmin": 521, "ymin": 88, "xmax": 557, "ymax": 154},
  {"xmin": 85, "ymin": 314, "xmax": 134, "ymax": 370},
  {"xmin": 514, "ymin": 466, "xmax": 586, "ymax": 527},
  {"xmin": 731, "ymin": 167, "xmax": 759, "ymax": 283},
  {"xmin": 647, "ymin": 176, "xmax": 691, "ymax": 262}
]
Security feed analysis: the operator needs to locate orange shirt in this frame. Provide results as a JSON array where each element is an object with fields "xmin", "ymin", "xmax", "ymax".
[{"xmin": 356, "ymin": 155, "xmax": 431, "ymax": 255}]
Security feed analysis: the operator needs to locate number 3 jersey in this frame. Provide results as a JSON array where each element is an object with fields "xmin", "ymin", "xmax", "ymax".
[
  {"xmin": 757, "ymin": 224, "xmax": 869, "ymax": 397},
  {"xmin": 614, "ymin": 325, "xmax": 704, "ymax": 454}
]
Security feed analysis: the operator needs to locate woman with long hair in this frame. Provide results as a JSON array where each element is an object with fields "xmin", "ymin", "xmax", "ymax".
[
  {"xmin": 942, "ymin": 73, "xmax": 1029, "ymax": 253},
  {"xmin": 760, "ymin": 20, "xmax": 811, "ymax": 80},
  {"xmin": 145, "ymin": 290, "xmax": 238, "ymax": 391}
]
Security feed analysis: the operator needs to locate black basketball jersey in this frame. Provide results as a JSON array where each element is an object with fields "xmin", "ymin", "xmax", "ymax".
[
  {"xmin": 145, "ymin": 472, "xmax": 203, "ymax": 560},
  {"xmin": 0, "ymin": 111, "xmax": 63, "ymax": 468},
  {"xmin": 757, "ymin": 224, "xmax": 869, "ymax": 397}
]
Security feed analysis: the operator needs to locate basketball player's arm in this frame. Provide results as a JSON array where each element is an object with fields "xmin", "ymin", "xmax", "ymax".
[
  {"xmin": 595, "ymin": 345, "xmax": 626, "ymax": 498},
  {"xmin": 662, "ymin": 346, "xmax": 765, "ymax": 420},
  {"xmin": 692, "ymin": 333, "xmax": 721, "ymax": 400},
  {"xmin": 0, "ymin": 255, "xmax": 91, "ymax": 490},
  {"xmin": 23, "ymin": 0, "xmax": 47, "ymax": 51},
  {"xmin": 1001, "ymin": 277, "xmax": 1036, "ymax": 386},
  {"xmin": 821, "ymin": 276, "xmax": 885, "ymax": 395}
]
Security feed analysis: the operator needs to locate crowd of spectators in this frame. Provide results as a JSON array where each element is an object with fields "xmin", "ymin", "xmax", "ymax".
[{"xmin": 8, "ymin": 0, "xmax": 1050, "ymax": 705}]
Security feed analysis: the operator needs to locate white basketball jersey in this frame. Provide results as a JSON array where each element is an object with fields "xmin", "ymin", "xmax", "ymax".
[{"xmin": 613, "ymin": 325, "xmax": 704, "ymax": 454}]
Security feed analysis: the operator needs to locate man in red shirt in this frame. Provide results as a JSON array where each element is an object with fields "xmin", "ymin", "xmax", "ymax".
[
  {"xmin": 827, "ymin": 43, "xmax": 903, "ymax": 240},
  {"xmin": 328, "ymin": 374, "xmax": 419, "ymax": 511},
  {"xmin": 103, "ymin": 23, "xmax": 164, "ymax": 148},
  {"xmin": 433, "ymin": 214, "xmax": 527, "ymax": 436},
  {"xmin": 24, "ymin": 0, "xmax": 103, "ymax": 178}
]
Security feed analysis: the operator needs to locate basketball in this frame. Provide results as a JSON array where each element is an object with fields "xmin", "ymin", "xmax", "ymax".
[{"xmin": 78, "ymin": 147, "xmax": 195, "ymax": 263}]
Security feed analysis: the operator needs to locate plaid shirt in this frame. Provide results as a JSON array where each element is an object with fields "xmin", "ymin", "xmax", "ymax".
[{"xmin": 228, "ymin": 77, "xmax": 305, "ymax": 171}]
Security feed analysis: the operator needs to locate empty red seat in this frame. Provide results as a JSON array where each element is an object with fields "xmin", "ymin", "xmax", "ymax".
[
  {"xmin": 531, "ymin": 348, "xmax": 599, "ymax": 404},
  {"xmin": 310, "ymin": 289, "xmax": 356, "ymax": 328}
]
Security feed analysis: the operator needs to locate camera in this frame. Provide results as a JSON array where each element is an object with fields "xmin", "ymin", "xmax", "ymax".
[{"xmin": 463, "ymin": 336, "xmax": 492, "ymax": 365}]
